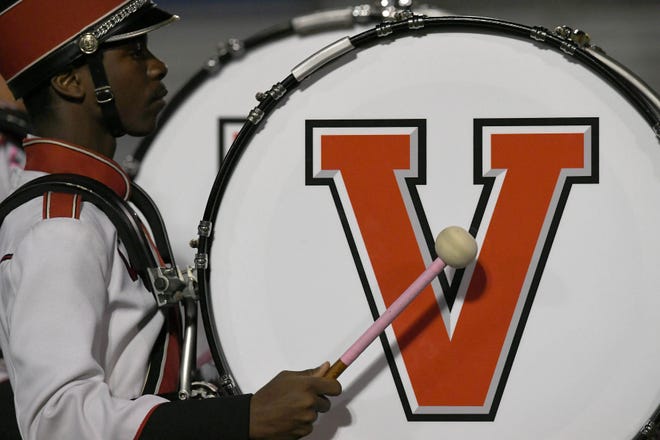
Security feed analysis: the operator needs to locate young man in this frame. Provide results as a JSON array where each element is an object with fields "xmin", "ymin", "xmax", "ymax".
[{"xmin": 0, "ymin": 1, "xmax": 341, "ymax": 439}]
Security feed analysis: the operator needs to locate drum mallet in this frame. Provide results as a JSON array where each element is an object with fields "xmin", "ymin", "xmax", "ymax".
[{"xmin": 324, "ymin": 226, "xmax": 478, "ymax": 379}]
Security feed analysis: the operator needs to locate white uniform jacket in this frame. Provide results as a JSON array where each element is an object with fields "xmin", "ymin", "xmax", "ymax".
[{"xmin": 0, "ymin": 138, "xmax": 251, "ymax": 440}]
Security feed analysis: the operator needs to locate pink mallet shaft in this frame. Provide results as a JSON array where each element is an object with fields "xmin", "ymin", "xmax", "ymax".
[{"xmin": 340, "ymin": 257, "xmax": 446, "ymax": 366}]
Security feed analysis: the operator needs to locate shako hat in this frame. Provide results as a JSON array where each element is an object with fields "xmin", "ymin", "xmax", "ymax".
[{"xmin": 0, "ymin": 0, "xmax": 178, "ymax": 99}]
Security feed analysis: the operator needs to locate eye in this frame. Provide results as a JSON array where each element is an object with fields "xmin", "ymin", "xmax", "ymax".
[{"xmin": 129, "ymin": 40, "xmax": 148, "ymax": 59}]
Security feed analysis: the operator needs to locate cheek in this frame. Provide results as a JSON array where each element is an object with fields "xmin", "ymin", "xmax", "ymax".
[{"xmin": 113, "ymin": 79, "xmax": 147, "ymax": 115}]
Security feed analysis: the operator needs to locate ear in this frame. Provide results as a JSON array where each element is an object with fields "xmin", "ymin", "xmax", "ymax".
[{"xmin": 50, "ymin": 68, "xmax": 86, "ymax": 101}]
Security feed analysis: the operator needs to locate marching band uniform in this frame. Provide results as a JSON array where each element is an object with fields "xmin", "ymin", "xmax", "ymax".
[{"xmin": 0, "ymin": 138, "xmax": 250, "ymax": 439}]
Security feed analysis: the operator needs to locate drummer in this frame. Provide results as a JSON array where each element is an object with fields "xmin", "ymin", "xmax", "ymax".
[{"xmin": 0, "ymin": 1, "xmax": 341, "ymax": 439}]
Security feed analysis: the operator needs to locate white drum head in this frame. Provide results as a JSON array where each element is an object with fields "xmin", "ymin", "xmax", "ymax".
[{"xmin": 200, "ymin": 22, "xmax": 660, "ymax": 440}]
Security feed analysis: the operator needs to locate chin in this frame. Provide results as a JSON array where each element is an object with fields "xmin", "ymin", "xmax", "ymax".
[{"xmin": 125, "ymin": 122, "xmax": 158, "ymax": 137}]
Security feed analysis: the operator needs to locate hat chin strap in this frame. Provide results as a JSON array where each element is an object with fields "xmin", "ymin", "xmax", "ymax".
[{"xmin": 86, "ymin": 51, "xmax": 126, "ymax": 138}]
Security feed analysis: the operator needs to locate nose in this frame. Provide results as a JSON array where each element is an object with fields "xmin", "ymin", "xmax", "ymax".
[{"xmin": 148, "ymin": 55, "xmax": 168, "ymax": 81}]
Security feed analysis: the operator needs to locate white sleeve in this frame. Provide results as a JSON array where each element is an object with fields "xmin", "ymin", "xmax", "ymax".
[{"xmin": 6, "ymin": 218, "xmax": 167, "ymax": 440}]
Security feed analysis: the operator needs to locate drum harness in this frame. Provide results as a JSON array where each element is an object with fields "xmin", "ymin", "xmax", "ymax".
[{"xmin": 0, "ymin": 174, "xmax": 217, "ymax": 401}]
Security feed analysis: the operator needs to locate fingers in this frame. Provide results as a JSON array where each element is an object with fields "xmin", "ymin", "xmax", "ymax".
[
  {"xmin": 299, "ymin": 361, "xmax": 330, "ymax": 377},
  {"xmin": 312, "ymin": 361, "xmax": 330, "ymax": 377},
  {"xmin": 295, "ymin": 362, "xmax": 341, "ymax": 396},
  {"xmin": 315, "ymin": 394, "xmax": 331, "ymax": 413},
  {"xmin": 249, "ymin": 364, "xmax": 343, "ymax": 440},
  {"xmin": 315, "ymin": 376, "xmax": 342, "ymax": 397}
]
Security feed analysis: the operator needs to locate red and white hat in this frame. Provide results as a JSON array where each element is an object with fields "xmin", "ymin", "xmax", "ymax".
[{"xmin": 0, "ymin": 0, "xmax": 178, "ymax": 98}]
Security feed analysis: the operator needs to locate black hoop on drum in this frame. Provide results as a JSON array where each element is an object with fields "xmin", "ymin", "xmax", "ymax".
[
  {"xmin": 124, "ymin": 4, "xmax": 411, "ymax": 178},
  {"xmin": 195, "ymin": 14, "xmax": 660, "ymax": 436}
]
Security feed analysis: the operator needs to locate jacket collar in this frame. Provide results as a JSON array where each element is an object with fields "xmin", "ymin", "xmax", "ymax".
[{"xmin": 23, "ymin": 137, "xmax": 131, "ymax": 200}]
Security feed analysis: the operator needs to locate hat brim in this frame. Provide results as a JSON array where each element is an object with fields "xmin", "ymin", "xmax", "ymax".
[{"xmin": 104, "ymin": 5, "xmax": 178, "ymax": 44}]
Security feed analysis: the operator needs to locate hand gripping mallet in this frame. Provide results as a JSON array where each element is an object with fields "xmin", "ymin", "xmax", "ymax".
[{"xmin": 324, "ymin": 226, "xmax": 478, "ymax": 379}]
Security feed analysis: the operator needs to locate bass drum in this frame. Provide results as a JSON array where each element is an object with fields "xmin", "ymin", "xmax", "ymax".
[
  {"xmin": 133, "ymin": 3, "xmax": 449, "ymax": 267},
  {"xmin": 196, "ymin": 15, "xmax": 660, "ymax": 440}
]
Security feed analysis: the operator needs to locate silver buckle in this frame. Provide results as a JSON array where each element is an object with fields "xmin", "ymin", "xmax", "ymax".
[{"xmin": 95, "ymin": 86, "xmax": 114, "ymax": 104}]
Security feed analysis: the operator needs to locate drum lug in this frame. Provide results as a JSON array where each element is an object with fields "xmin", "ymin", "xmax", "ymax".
[
  {"xmin": 560, "ymin": 40, "xmax": 577, "ymax": 55},
  {"xmin": 194, "ymin": 253, "xmax": 208, "ymax": 270},
  {"xmin": 256, "ymin": 82, "xmax": 287, "ymax": 102},
  {"xmin": 217, "ymin": 374, "xmax": 239, "ymax": 395},
  {"xmin": 198, "ymin": 220, "xmax": 213, "ymax": 237},
  {"xmin": 406, "ymin": 15, "xmax": 425, "ymax": 30},
  {"xmin": 530, "ymin": 26, "xmax": 549, "ymax": 42},
  {"xmin": 553, "ymin": 25, "xmax": 593, "ymax": 52},
  {"xmin": 148, "ymin": 265, "xmax": 198, "ymax": 307},
  {"xmin": 376, "ymin": 22, "xmax": 393, "ymax": 37},
  {"xmin": 637, "ymin": 421, "xmax": 655, "ymax": 439},
  {"xmin": 248, "ymin": 107, "xmax": 265, "ymax": 125}
]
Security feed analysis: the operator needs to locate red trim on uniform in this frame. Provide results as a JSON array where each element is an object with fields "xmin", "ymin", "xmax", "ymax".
[
  {"xmin": 24, "ymin": 138, "xmax": 130, "ymax": 199},
  {"xmin": 42, "ymin": 192, "xmax": 82, "ymax": 219},
  {"xmin": 0, "ymin": 0, "xmax": 131, "ymax": 81},
  {"xmin": 117, "ymin": 248, "xmax": 139, "ymax": 281},
  {"xmin": 42, "ymin": 192, "xmax": 48, "ymax": 219},
  {"xmin": 141, "ymin": 224, "xmax": 166, "ymax": 266},
  {"xmin": 0, "ymin": 254, "xmax": 13, "ymax": 263},
  {"xmin": 133, "ymin": 403, "xmax": 163, "ymax": 440},
  {"xmin": 73, "ymin": 193, "xmax": 82, "ymax": 218}
]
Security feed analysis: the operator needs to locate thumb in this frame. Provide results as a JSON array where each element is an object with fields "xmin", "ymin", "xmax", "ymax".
[{"xmin": 302, "ymin": 361, "xmax": 330, "ymax": 377}]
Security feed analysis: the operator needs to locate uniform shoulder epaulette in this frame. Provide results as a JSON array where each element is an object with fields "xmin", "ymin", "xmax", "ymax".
[{"xmin": 42, "ymin": 191, "xmax": 82, "ymax": 219}]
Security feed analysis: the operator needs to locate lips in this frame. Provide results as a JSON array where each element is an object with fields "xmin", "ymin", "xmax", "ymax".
[{"xmin": 152, "ymin": 85, "xmax": 168, "ymax": 102}]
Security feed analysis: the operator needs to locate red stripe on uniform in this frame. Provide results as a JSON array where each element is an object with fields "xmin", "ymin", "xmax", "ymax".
[
  {"xmin": 132, "ymin": 403, "xmax": 162, "ymax": 440},
  {"xmin": 42, "ymin": 192, "xmax": 48, "ymax": 219},
  {"xmin": 43, "ymin": 192, "xmax": 82, "ymax": 219},
  {"xmin": 73, "ymin": 193, "xmax": 82, "ymax": 218},
  {"xmin": 117, "ymin": 248, "xmax": 139, "ymax": 282}
]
